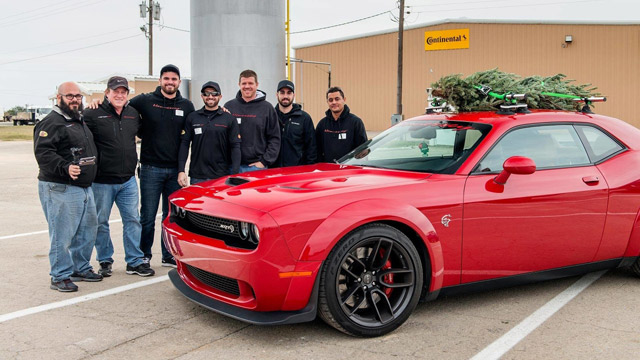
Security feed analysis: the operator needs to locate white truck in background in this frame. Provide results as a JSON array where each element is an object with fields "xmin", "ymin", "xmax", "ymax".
[{"xmin": 12, "ymin": 106, "xmax": 52, "ymax": 125}]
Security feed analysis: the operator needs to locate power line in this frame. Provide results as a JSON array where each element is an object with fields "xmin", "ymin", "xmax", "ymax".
[
  {"xmin": 408, "ymin": 0, "xmax": 602, "ymax": 13},
  {"xmin": 158, "ymin": 24, "xmax": 189, "ymax": 32},
  {"xmin": 0, "ymin": 0, "xmax": 76, "ymax": 21},
  {"xmin": 0, "ymin": 0, "xmax": 106, "ymax": 29},
  {"xmin": 0, "ymin": 27, "xmax": 140, "ymax": 56},
  {"xmin": 291, "ymin": 9, "xmax": 396, "ymax": 34},
  {"xmin": 0, "ymin": 34, "xmax": 143, "ymax": 66}
]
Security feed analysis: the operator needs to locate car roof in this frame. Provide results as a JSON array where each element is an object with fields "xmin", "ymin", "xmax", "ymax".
[{"xmin": 407, "ymin": 110, "xmax": 640, "ymax": 150}]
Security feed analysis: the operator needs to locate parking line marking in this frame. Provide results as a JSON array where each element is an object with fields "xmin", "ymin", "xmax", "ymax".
[
  {"xmin": 0, "ymin": 275, "xmax": 169, "ymax": 324},
  {"xmin": 0, "ymin": 214, "xmax": 162, "ymax": 240},
  {"xmin": 470, "ymin": 270, "xmax": 606, "ymax": 360}
]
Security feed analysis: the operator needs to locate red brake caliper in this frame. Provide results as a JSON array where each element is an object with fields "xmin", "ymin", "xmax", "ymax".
[{"xmin": 380, "ymin": 249, "xmax": 394, "ymax": 297}]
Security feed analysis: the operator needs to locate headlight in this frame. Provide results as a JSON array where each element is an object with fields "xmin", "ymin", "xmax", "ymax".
[
  {"xmin": 239, "ymin": 221, "xmax": 250, "ymax": 240},
  {"xmin": 170, "ymin": 203, "xmax": 186, "ymax": 219},
  {"xmin": 251, "ymin": 224, "xmax": 260, "ymax": 243},
  {"xmin": 239, "ymin": 221, "xmax": 259, "ymax": 245}
]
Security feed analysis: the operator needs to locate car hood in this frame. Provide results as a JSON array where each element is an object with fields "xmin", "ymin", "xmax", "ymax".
[{"xmin": 178, "ymin": 163, "xmax": 431, "ymax": 212}]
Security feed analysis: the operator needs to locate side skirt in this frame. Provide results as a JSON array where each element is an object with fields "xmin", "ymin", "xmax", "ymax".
[{"xmin": 432, "ymin": 258, "xmax": 625, "ymax": 299}]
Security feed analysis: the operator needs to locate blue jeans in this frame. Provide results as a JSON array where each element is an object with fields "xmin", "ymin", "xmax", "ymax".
[
  {"xmin": 38, "ymin": 181, "xmax": 97, "ymax": 282},
  {"xmin": 92, "ymin": 176, "xmax": 144, "ymax": 267},
  {"xmin": 239, "ymin": 164, "xmax": 267, "ymax": 173},
  {"xmin": 190, "ymin": 177, "xmax": 212, "ymax": 185},
  {"xmin": 139, "ymin": 164, "xmax": 180, "ymax": 261}
]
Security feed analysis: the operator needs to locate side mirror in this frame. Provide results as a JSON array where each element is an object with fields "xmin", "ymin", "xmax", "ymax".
[{"xmin": 493, "ymin": 156, "xmax": 536, "ymax": 185}]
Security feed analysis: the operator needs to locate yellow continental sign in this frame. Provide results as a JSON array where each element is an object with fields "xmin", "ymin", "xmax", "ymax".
[{"xmin": 425, "ymin": 29, "xmax": 469, "ymax": 51}]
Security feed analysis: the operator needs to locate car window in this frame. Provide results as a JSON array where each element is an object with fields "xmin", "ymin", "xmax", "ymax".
[
  {"xmin": 475, "ymin": 125, "xmax": 590, "ymax": 173},
  {"xmin": 341, "ymin": 120, "xmax": 491, "ymax": 174},
  {"xmin": 576, "ymin": 125, "xmax": 625, "ymax": 163}
]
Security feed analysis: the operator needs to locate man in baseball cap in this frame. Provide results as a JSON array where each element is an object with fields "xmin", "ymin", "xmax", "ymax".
[
  {"xmin": 107, "ymin": 76, "xmax": 129, "ymax": 91},
  {"xmin": 84, "ymin": 76, "xmax": 156, "ymax": 278},
  {"xmin": 274, "ymin": 79, "xmax": 316, "ymax": 167},
  {"xmin": 178, "ymin": 81, "xmax": 240, "ymax": 187}
]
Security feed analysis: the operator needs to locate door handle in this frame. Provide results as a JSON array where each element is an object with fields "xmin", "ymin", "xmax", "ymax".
[{"xmin": 582, "ymin": 176, "xmax": 600, "ymax": 184}]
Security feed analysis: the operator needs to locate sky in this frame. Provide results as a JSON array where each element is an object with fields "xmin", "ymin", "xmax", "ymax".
[{"xmin": 0, "ymin": 0, "xmax": 637, "ymax": 111}]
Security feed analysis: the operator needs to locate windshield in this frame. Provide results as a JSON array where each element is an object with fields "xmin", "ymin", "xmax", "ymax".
[{"xmin": 340, "ymin": 120, "xmax": 491, "ymax": 174}]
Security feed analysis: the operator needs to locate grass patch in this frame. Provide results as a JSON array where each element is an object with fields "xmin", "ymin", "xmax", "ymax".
[{"xmin": 0, "ymin": 125, "xmax": 34, "ymax": 141}]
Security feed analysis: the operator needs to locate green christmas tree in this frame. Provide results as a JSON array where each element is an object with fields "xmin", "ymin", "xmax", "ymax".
[{"xmin": 431, "ymin": 69, "xmax": 600, "ymax": 112}]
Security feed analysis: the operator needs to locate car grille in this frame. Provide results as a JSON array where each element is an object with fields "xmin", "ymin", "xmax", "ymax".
[
  {"xmin": 186, "ymin": 264, "xmax": 240, "ymax": 297},
  {"xmin": 186, "ymin": 211, "xmax": 240, "ymax": 238},
  {"xmin": 171, "ymin": 204, "xmax": 257, "ymax": 250}
]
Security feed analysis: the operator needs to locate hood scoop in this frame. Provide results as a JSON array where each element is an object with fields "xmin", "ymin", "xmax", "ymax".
[{"xmin": 225, "ymin": 177, "xmax": 251, "ymax": 186}]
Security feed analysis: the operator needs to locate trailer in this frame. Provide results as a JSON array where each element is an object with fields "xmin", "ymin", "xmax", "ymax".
[{"xmin": 11, "ymin": 106, "xmax": 52, "ymax": 126}]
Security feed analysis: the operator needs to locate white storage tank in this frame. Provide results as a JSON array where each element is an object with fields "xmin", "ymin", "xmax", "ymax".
[{"xmin": 190, "ymin": 0, "xmax": 285, "ymax": 107}]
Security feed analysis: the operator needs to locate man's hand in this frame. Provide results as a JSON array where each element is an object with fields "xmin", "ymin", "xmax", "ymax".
[
  {"xmin": 68, "ymin": 164, "xmax": 81, "ymax": 180},
  {"xmin": 220, "ymin": 105, "xmax": 230, "ymax": 114},
  {"xmin": 86, "ymin": 98, "xmax": 102, "ymax": 110},
  {"xmin": 249, "ymin": 161, "xmax": 265, "ymax": 169},
  {"xmin": 178, "ymin": 172, "xmax": 188, "ymax": 187}
]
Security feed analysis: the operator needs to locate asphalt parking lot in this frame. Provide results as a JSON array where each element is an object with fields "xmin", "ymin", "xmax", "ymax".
[{"xmin": 0, "ymin": 140, "xmax": 639, "ymax": 360}]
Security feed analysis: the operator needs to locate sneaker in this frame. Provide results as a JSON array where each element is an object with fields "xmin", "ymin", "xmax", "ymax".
[
  {"xmin": 126, "ymin": 262, "xmax": 155, "ymax": 277},
  {"xmin": 50, "ymin": 279, "xmax": 78, "ymax": 292},
  {"xmin": 70, "ymin": 269, "xmax": 103, "ymax": 282},
  {"xmin": 161, "ymin": 257, "xmax": 177, "ymax": 268},
  {"xmin": 98, "ymin": 262, "xmax": 112, "ymax": 277}
]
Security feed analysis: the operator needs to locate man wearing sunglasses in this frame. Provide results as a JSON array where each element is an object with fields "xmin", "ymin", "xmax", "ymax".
[
  {"xmin": 34, "ymin": 81, "xmax": 102, "ymax": 292},
  {"xmin": 178, "ymin": 81, "xmax": 240, "ymax": 186}
]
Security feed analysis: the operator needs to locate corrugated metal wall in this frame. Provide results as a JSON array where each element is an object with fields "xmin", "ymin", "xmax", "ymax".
[{"xmin": 295, "ymin": 23, "xmax": 639, "ymax": 132}]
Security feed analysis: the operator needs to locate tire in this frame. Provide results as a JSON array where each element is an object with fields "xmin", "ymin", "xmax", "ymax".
[
  {"xmin": 318, "ymin": 223, "xmax": 423, "ymax": 337},
  {"xmin": 631, "ymin": 257, "xmax": 640, "ymax": 277}
]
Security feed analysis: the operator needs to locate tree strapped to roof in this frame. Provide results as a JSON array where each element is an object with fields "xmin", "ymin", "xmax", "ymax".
[{"xmin": 430, "ymin": 69, "xmax": 604, "ymax": 113}]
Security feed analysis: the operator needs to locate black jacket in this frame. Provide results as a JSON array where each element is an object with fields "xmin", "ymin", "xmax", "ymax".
[
  {"xmin": 84, "ymin": 98, "xmax": 141, "ymax": 184},
  {"xmin": 179, "ymin": 107, "xmax": 241, "ymax": 179},
  {"xmin": 224, "ymin": 90, "xmax": 281, "ymax": 166},
  {"xmin": 33, "ymin": 106, "xmax": 98, "ymax": 188},
  {"xmin": 275, "ymin": 103, "xmax": 317, "ymax": 167},
  {"xmin": 316, "ymin": 105, "xmax": 368, "ymax": 162},
  {"xmin": 130, "ymin": 86, "xmax": 195, "ymax": 168}
]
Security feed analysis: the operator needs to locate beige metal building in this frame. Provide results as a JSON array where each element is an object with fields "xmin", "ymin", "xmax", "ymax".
[
  {"xmin": 51, "ymin": 75, "xmax": 188, "ymax": 104},
  {"xmin": 293, "ymin": 19, "xmax": 640, "ymax": 132}
]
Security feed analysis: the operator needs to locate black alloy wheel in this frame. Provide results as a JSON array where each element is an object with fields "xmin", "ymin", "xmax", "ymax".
[{"xmin": 318, "ymin": 223, "xmax": 423, "ymax": 337}]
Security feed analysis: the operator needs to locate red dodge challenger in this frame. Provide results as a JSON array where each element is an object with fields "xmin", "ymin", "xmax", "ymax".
[{"xmin": 162, "ymin": 110, "xmax": 640, "ymax": 337}]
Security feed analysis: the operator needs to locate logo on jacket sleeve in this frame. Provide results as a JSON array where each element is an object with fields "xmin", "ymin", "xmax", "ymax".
[{"xmin": 39, "ymin": 131, "xmax": 48, "ymax": 137}]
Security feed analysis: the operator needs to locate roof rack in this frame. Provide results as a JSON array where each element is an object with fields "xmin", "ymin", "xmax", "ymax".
[
  {"xmin": 573, "ymin": 96, "xmax": 607, "ymax": 114},
  {"xmin": 425, "ymin": 87, "xmax": 454, "ymax": 114}
]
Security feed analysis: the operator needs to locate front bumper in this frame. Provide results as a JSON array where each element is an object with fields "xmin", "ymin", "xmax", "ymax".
[
  {"xmin": 168, "ymin": 268, "xmax": 319, "ymax": 325},
  {"xmin": 163, "ymin": 193, "xmax": 322, "ymax": 317}
]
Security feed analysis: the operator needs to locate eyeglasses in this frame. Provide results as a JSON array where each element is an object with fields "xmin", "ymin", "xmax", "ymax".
[
  {"xmin": 60, "ymin": 94, "xmax": 83, "ymax": 100},
  {"xmin": 202, "ymin": 91, "xmax": 220, "ymax": 97}
]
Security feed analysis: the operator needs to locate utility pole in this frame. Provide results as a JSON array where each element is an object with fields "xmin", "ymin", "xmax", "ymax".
[
  {"xmin": 396, "ymin": 0, "xmax": 405, "ymax": 116},
  {"xmin": 140, "ymin": 1, "xmax": 161, "ymax": 76}
]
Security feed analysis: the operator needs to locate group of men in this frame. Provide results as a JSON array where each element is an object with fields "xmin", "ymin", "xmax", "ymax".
[{"xmin": 34, "ymin": 64, "xmax": 368, "ymax": 292}]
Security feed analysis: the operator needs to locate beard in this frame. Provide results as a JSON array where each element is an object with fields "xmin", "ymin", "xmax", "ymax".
[
  {"xmin": 278, "ymin": 98, "xmax": 292, "ymax": 107},
  {"xmin": 162, "ymin": 84, "xmax": 177, "ymax": 95},
  {"xmin": 205, "ymin": 98, "xmax": 220, "ymax": 109},
  {"xmin": 59, "ymin": 99, "xmax": 84, "ymax": 119}
]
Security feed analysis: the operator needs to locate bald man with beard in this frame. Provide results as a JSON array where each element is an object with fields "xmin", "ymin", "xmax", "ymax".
[{"xmin": 34, "ymin": 82, "xmax": 103, "ymax": 292}]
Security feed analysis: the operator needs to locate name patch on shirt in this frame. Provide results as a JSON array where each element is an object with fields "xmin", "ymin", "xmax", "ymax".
[
  {"xmin": 176, "ymin": 109, "xmax": 184, "ymax": 117},
  {"xmin": 237, "ymin": 118, "xmax": 242, "ymax": 124},
  {"xmin": 339, "ymin": 133, "xmax": 347, "ymax": 140},
  {"xmin": 194, "ymin": 127, "xmax": 202, "ymax": 135}
]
